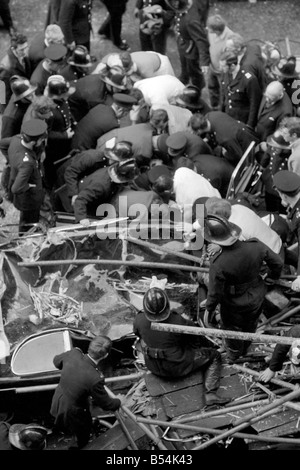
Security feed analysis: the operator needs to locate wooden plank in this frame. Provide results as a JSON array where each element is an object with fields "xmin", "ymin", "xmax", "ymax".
[
  {"xmin": 83, "ymin": 416, "xmax": 145, "ymax": 450},
  {"xmin": 144, "ymin": 369, "xmax": 204, "ymax": 397}
]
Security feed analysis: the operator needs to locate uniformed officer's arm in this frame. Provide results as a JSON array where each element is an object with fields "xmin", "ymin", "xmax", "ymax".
[
  {"xmin": 91, "ymin": 379, "xmax": 121, "ymax": 411},
  {"xmin": 263, "ymin": 245, "xmax": 283, "ymax": 279},
  {"xmin": 64, "ymin": 149, "xmax": 104, "ymax": 197},
  {"xmin": 245, "ymin": 75, "xmax": 262, "ymax": 129},
  {"xmin": 188, "ymin": 20, "xmax": 210, "ymax": 66},
  {"xmin": 73, "ymin": 185, "xmax": 103, "ymax": 222},
  {"xmin": 48, "ymin": 128, "xmax": 72, "ymax": 141},
  {"xmin": 294, "ymin": 221, "xmax": 300, "ymax": 276},
  {"xmin": 11, "ymin": 161, "xmax": 34, "ymax": 194}
]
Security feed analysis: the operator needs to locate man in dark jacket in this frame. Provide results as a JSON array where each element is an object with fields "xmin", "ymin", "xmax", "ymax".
[
  {"xmin": 220, "ymin": 50, "xmax": 262, "ymax": 130},
  {"xmin": 166, "ymin": 0, "xmax": 210, "ymax": 90},
  {"xmin": 8, "ymin": 119, "xmax": 48, "ymax": 233},
  {"xmin": 133, "ymin": 287, "xmax": 228, "ymax": 406},
  {"xmin": 50, "ymin": 335, "xmax": 122, "ymax": 449},
  {"xmin": 71, "ymin": 93, "xmax": 137, "ymax": 151},
  {"xmin": 255, "ymin": 81, "xmax": 294, "ymax": 142},
  {"xmin": 189, "ymin": 111, "xmax": 259, "ymax": 166},
  {"xmin": 203, "ymin": 214, "xmax": 283, "ymax": 362},
  {"xmin": 47, "ymin": 0, "xmax": 93, "ymax": 51},
  {"xmin": 71, "ymin": 157, "xmax": 138, "ymax": 224},
  {"xmin": 68, "ymin": 65, "xmax": 130, "ymax": 122}
]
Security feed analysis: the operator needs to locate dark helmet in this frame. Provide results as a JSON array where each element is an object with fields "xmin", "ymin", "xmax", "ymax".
[
  {"xmin": 143, "ymin": 287, "xmax": 170, "ymax": 322},
  {"xmin": 67, "ymin": 45, "xmax": 93, "ymax": 68},
  {"xmin": 165, "ymin": 0, "xmax": 189, "ymax": 13},
  {"xmin": 108, "ymin": 157, "xmax": 138, "ymax": 183},
  {"xmin": 104, "ymin": 141, "xmax": 133, "ymax": 162},
  {"xmin": 176, "ymin": 85, "xmax": 202, "ymax": 109},
  {"xmin": 204, "ymin": 214, "xmax": 241, "ymax": 246},
  {"xmin": 44, "ymin": 74, "xmax": 76, "ymax": 98},
  {"xmin": 10, "ymin": 75, "xmax": 37, "ymax": 102},
  {"xmin": 9, "ymin": 423, "xmax": 49, "ymax": 450}
]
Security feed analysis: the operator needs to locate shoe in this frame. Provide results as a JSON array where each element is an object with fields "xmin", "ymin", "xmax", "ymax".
[{"xmin": 205, "ymin": 392, "xmax": 230, "ymax": 406}]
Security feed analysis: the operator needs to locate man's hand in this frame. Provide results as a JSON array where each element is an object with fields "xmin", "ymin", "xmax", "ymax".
[
  {"xmin": 79, "ymin": 218, "xmax": 90, "ymax": 227},
  {"xmin": 201, "ymin": 66, "xmax": 209, "ymax": 74},
  {"xmin": 66, "ymin": 127, "xmax": 75, "ymax": 139},
  {"xmin": 71, "ymin": 195, "xmax": 78, "ymax": 206},
  {"xmin": 258, "ymin": 367, "xmax": 275, "ymax": 383},
  {"xmin": 207, "ymin": 243, "xmax": 221, "ymax": 256}
]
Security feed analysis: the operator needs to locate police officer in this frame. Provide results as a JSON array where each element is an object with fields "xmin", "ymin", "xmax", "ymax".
[
  {"xmin": 59, "ymin": 45, "xmax": 93, "ymax": 82},
  {"xmin": 8, "ymin": 119, "xmax": 48, "ymax": 234},
  {"xmin": 203, "ymin": 214, "xmax": 283, "ymax": 362},
  {"xmin": 1, "ymin": 76, "xmax": 37, "ymax": 139},
  {"xmin": 189, "ymin": 111, "xmax": 259, "ymax": 166},
  {"xmin": 166, "ymin": 0, "xmax": 210, "ymax": 89},
  {"xmin": 71, "ymin": 93, "xmax": 138, "ymax": 151},
  {"xmin": 273, "ymin": 170, "xmax": 300, "ymax": 292},
  {"xmin": 71, "ymin": 157, "xmax": 138, "ymax": 225},
  {"xmin": 133, "ymin": 287, "xmax": 228, "ymax": 406},
  {"xmin": 220, "ymin": 50, "xmax": 262, "ymax": 130}
]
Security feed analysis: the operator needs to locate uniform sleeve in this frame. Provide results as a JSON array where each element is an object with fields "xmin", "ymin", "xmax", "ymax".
[
  {"xmin": 58, "ymin": 0, "xmax": 76, "ymax": 45},
  {"xmin": 11, "ymin": 160, "xmax": 34, "ymax": 194},
  {"xmin": 188, "ymin": 19, "xmax": 210, "ymax": 66},
  {"xmin": 53, "ymin": 352, "xmax": 65, "ymax": 370},
  {"xmin": 245, "ymin": 76, "xmax": 262, "ymax": 129},
  {"xmin": 91, "ymin": 378, "xmax": 121, "ymax": 411},
  {"xmin": 73, "ymin": 185, "xmax": 104, "ymax": 221},
  {"xmin": 263, "ymin": 243, "xmax": 284, "ymax": 279},
  {"xmin": 205, "ymin": 261, "xmax": 226, "ymax": 312},
  {"xmin": 64, "ymin": 150, "xmax": 104, "ymax": 197}
]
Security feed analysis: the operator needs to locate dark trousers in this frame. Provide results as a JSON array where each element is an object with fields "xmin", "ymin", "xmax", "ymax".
[
  {"xmin": 0, "ymin": 0, "xmax": 13, "ymax": 30},
  {"xmin": 19, "ymin": 208, "xmax": 40, "ymax": 235},
  {"xmin": 207, "ymin": 66, "xmax": 221, "ymax": 109},
  {"xmin": 178, "ymin": 51, "xmax": 205, "ymax": 90},
  {"xmin": 139, "ymin": 29, "xmax": 167, "ymax": 55},
  {"xmin": 98, "ymin": 3, "xmax": 127, "ymax": 46},
  {"xmin": 191, "ymin": 347, "xmax": 222, "ymax": 393}
]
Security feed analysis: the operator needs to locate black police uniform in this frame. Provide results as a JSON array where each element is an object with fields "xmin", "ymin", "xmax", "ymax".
[
  {"xmin": 1, "ymin": 95, "xmax": 31, "ymax": 139},
  {"xmin": 8, "ymin": 134, "xmax": 45, "ymax": 233},
  {"xmin": 205, "ymin": 239, "xmax": 283, "ymax": 360},
  {"xmin": 68, "ymin": 75, "xmax": 108, "ymax": 122},
  {"xmin": 57, "ymin": 0, "xmax": 92, "ymax": 51},
  {"xmin": 220, "ymin": 69, "xmax": 262, "ymax": 129},
  {"xmin": 173, "ymin": 2, "xmax": 210, "ymax": 89},
  {"xmin": 71, "ymin": 103, "xmax": 119, "ymax": 151},
  {"xmin": 133, "ymin": 309, "xmax": 222, "ymax": 392},
  {"xmin": 205, "ymin": 111, "xmax": 259, "ymax": 166},
  {"xmin": 72, "ymin": 166, "xmax": 118, "ymax": 222}
]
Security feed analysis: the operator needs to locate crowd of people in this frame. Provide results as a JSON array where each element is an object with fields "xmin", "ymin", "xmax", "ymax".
[{"xmin": 2, "ymin": 0, "xmax": 300, "ymax": 450}]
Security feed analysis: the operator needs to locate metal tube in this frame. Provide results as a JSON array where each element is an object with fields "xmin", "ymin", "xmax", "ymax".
[
  {"xmin": 152, "ymin": 322, "xmax": 299, "ymax": 346},
  {"xmin": 18, "ymin": 259, "xmax": 209, "ymax": 273}
]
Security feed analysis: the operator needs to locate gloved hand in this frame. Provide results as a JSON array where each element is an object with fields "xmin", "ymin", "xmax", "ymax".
[{"xmin": 291, "ymin": 276, "xmax": 300, "ymax": 292}]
